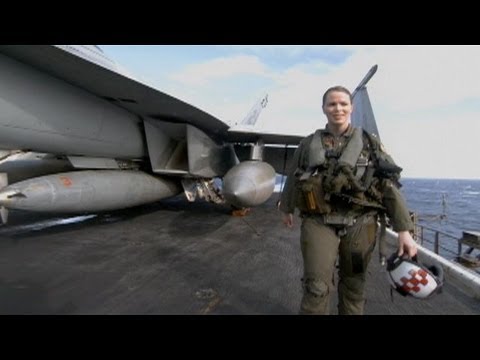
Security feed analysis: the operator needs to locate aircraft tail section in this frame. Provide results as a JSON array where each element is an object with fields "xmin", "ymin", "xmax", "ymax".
[
  {"xmin": 230, "ymin": 94, "xmax": 268, "ymax": 130},
  {"xmin": 351, "ymin": 87, "xmax": 380, "ymax": 140},
  {"xmin": 351, "ymin": 65, "xmax": 380, "ymax": 140}
]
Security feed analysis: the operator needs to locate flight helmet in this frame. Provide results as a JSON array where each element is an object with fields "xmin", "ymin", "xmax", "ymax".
[{"xmin": 386, "ymin": 253, "xmax": 444, "ymax": 299}]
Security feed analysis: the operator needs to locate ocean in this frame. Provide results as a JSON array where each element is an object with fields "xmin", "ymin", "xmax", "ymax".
[
  {"xmin": 275, "ymin": 177, "xmax": 480, "ymax": 260},
  {"xmin": 401, "ymin": 178, "xmax": 480, "ymax": 259}
]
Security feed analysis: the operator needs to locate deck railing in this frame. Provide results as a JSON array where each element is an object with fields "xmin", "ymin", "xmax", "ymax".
[{"xmin": 413, "ymin": 222, "xmax": 459, "ymax": 258}]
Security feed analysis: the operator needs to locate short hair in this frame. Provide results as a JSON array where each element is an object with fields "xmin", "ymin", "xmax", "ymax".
[{"xmin": 322, "ymin": 86, "xmax": 353, "ymax": 106}]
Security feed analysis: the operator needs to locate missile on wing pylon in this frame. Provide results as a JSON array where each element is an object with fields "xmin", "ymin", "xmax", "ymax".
[
  {"xmin": 222, "ymin": 161, "xmax": 276, "ymax": 208},
  {"xmin": 0, "ymin": 170, "xmax": 182, "ymax": 213}
]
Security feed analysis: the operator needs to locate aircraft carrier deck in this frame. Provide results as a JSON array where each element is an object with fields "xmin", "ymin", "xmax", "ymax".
[{"xmin": 0, "ymin": 196, "xmax": 478, "ymax": 315}]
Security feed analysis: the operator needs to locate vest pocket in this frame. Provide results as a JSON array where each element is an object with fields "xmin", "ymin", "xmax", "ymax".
[{"xmin": 296, "ymin": 175, "xmax": 331, "ymax": 214}]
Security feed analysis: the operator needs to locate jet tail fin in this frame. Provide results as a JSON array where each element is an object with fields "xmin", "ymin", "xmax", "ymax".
[
  {"xmin": 231, "ymin": 94, "xmax": 268, "ymax": 130},
  {"xmin": 351, "ymin": 65, "xmax": 380, "ymax": 140}
]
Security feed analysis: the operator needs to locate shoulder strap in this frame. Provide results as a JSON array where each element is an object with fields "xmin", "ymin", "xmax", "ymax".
[
  {"xmin": 338, "ymin": 127, "xmax": 363, "ymax": 168},
  {"xmin": 306, "ymin": 129, "xmax": 325, "ymax": 169}
]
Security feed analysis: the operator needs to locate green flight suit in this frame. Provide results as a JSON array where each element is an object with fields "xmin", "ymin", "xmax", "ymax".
[{"xmin": 280, "ymin": 125, "xmax": 413, "ymax": 315}]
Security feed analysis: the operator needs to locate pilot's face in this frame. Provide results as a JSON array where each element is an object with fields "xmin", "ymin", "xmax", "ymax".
[{"xmin": 322, "ymin": 91, "xmax": 353, "ymax": 127}]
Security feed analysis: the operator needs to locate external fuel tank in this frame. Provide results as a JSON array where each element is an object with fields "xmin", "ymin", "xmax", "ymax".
[
  {"xmin": 0, "ymin": 170, "xmax": 182, "ymax": 213},
  {"xmin": 222, "ymin": 161, "xmax": 276, "ymax": 208}
]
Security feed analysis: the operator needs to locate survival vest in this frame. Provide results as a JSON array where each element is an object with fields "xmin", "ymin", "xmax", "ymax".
[{"xmin": 294, "ymin": 127, "xmax": 401, "ymax": 215}]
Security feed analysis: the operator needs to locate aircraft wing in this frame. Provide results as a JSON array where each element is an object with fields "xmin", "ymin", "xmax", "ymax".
[
  {"xmin": 0, "ymin": 45, "xmax": 230, "ymax": 142},
  {"xmin": 0, "ymin": 45, "xmax": 305, "ymax": 147},
  {"xmin": 0, "ymin": 45, "xmax": 306, "ymax": 217},
  {"xmin": 226, "ymin": 130, "xmax": 303, "ymax": 145}
]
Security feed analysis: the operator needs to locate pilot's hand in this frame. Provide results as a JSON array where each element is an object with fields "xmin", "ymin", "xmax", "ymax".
[
  {"xmin": 282, "ymin": 213, "xmax": 294, "ymax": 228},
  {"xmin": 397, "ymin": 231, "xmax": 417, "ymax": 258}
]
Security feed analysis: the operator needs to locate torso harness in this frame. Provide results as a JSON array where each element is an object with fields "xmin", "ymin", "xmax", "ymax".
[{"xmin": 294, "ymin": 127, "xmax": 389, "ymax": 218}]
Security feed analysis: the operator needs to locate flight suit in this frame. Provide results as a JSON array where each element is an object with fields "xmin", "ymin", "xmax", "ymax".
[{"xmin": 280, "ymin": 125, "xmax": 413, "ymax": 315}]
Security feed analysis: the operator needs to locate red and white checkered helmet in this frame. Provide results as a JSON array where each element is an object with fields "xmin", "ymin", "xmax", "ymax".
[{"xmin": 386, "ymin": 253, "xmax": 444, "ymax": 299}]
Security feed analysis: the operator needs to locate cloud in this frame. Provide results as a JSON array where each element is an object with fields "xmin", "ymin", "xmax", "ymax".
[
  {"xmin": 169, "ymin": 54, "xmax": 270, "ymax": 86},
  {"xmin": 145, "ymin": 45, "xmax": 480, "ymax": 178},
  {"xmin": 342, "ymin": 45, "xmax": 480, "ymax": 112},
  {"xmin": 379, "ymin": 110, "xmax": 480, "ymax": 179}
]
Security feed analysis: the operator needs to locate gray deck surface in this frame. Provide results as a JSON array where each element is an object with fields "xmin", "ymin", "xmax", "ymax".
[{"xmin": 0, "ymin": 196, "xmax": 478, "ymax": 315}]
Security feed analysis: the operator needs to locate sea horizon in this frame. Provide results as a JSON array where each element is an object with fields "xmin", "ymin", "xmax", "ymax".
[{"xmin": 403, "ymin": 177, "xmax": 480, "ymax": 181}]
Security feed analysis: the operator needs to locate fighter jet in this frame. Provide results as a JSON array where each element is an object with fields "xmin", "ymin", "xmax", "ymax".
[{"xmin": 0, "ymin": 45, "xmax": 377, "ymax": 222}]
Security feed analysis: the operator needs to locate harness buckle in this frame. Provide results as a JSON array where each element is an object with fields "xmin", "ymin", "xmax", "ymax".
[{"xmin": 323, "ymin": 214, "xmax": 356, "ymax": 227}]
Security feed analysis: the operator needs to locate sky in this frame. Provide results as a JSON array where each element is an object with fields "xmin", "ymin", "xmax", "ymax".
[{"xmin": 101, "ymin": 45, "xmax": 480, "ymax": 180}]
